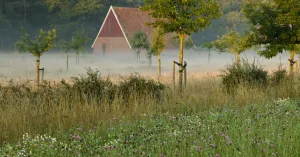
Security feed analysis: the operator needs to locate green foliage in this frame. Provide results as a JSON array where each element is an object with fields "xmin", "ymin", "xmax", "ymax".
[
  {"xmin": 243, "ymin": 1, "xmax": 300, "ymax": 58},
  {"xmin": 68, "ymin": 68, "xmax": 117, "ymax": 104},
  {"xmin": 140, "ymin": 0, "xmax": 222, "ymax": 36},
  {"xmin": 201, "ymin": 42, "xmax": 214, "ymax": 51},
  {"xmin": 131, "ymin": 31, "xmax": 150, "ymax": 61},
  {"xmin": 212, "ymin": 30, "xmax": 250, "ymax": 55},
  {"xmin": 2, "ymin": 98, "xmax": 300, "ymax": 156},
  {"xmin": 70, "ymin": 28, "xmax": 89, "ymax": 55},
  {"xmin": 15, "ymin": 28, "xmax": 56, "ymax": 57},
  {"xmin": 42, "ymin": 0, "xmax": 103, "ymax": 19},
  {"xmin": 118, "ymin": 74, "xmax": 165, "ymax": 103},
  {"xmin": 184, "ymin": 36, "xmax": 195, "ymax": 50},
  {"xmin": 59, "ymin": 28, "xmax": 89, "ymax": 56},
  {"xmin": 221, "ymin": 60, "xmax": 268, "ymax": 90},
  {"xmin": 151, "ymin": 27, "xmax": 165, "ymax": 56},
  {"xmin": 170, "ymin": 35, "xmax": 195, "ymax": 49},
  {"xmin": 270, "ymin": 66, "xmax": 288, "ymax": 85},
  {"xmin": 131, "ymin": 31, "xmax": 150, "ymax": 51}
]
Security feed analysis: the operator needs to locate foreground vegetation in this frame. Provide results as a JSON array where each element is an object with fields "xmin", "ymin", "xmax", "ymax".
[
  {"xmin": 1, "ymin": 97, "xmax": 299, "ymax": 156},
  {"xmin": 1, "ymin": 61, "xmax": 300, "ymax": 156}
]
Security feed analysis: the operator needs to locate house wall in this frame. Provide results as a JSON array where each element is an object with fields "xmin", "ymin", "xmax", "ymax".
[
  {"xmin": 93, "ymin": 9, "xmax": 133, "ymax": 56},
  {"xmin": 99, "ymin": 10, "xmax": 124, "ymax": 37},
  {"xmin": 93, "ymin": 37, "xmax": 132, "ymax": 55}
]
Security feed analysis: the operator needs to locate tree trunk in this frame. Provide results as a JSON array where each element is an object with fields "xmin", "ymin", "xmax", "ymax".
[
  {"xmin": 36, "ymin": 56, "xmax": 40, "ymax": 85},
  {"xmin": 208, "ymin": 50, "xmax": 211, "ymax": 64},
  {"xmin": 67, "ymin": 54, "xmax": 69, "ymax": 71},
  {"xmin": 178, "ymin": 34, "xmax": 186, "ymax": 93},
  {"xmin": 289, "ymin": 50, "xmax": 295, "ymax": 75},
  {"xmin": 235, "ymin": 53, "xmax": 240, "ymax": 65},
  {"xmin": 158, "ymin": 55, "xmax": 161, "ymax": 77}
]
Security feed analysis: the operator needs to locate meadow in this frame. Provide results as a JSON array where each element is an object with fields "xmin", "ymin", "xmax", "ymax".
[{"xmin": 0, "ymin": 50, "xmax": 300, "ymax": 156}]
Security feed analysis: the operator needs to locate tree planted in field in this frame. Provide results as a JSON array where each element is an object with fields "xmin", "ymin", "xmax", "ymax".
[
  {"xmin": 140, "ymin": 0, "xmax": 222, "ymax": 92},
  {"xmin": 202, "ymin": 42, "xmax": 214, "ymax": 64},
  {"xmin": 60, "ymin": 40, "xmax": 71, "ymax": 70},
  {"xmin": 67, "ymin": 28, "xmax": 89, "ymax": 64},
  {"xmin": 131, "ymin": 31, "xmax": 150, "ymax": 62},
  {"xmin": 15, "ymin": 28, "xmax": 56, "ymax": 84},
  {"xmin": 212, "ymin": 30, "xmax": 250, "ymax": 65},
  {"xmin": 243, "ymin": 1, "xmax": 300, "ymax": 75},
  {"xmin": 151, "ymin": 26, "xmax": 165, "ymax": 77}
]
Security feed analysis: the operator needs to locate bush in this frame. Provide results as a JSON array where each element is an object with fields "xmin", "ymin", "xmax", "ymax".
[
  {"xmin": 270, "ymin": 65, "xmax": 287, "ymax": 84},
  {"xmin": 220, "ymin": 60, "xmax": 268, "ymax": 90},
  {"xmin": 65, "ymin": 68, "xmax": 117, "ymax": 104},
  {"xmin": 118, "ymin": 74, "xmax": 165, "ymax": 103}
]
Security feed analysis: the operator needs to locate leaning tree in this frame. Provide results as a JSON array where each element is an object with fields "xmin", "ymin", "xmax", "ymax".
[
  {"xmin": 243, "ymin": 0, "xmax": 300, "ymax": 75},
  {"xmin": 140, "ymin": 0, "xmax": 221, "ymax": 92},
  {"xmin": 15, "ymin": 28, "xmax": 56, "ymax": 84}
]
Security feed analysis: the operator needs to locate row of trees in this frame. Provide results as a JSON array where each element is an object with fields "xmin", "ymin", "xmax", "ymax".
[
  {"xmin": 202, "ymin": 0, "xmax": 300, "ymax": 76},
  {"xmin": 14, "ymin": 0, "xmax": 299, "ymax": 93},
  {"xmin": 0, "ymin": 0, "xmax": 252, "ymax": 51}
]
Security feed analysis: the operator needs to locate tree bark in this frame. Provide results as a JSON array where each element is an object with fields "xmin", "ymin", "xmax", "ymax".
[
  {"xmin": 289, "ymin": 50, "xmax": 295, "ymax": 75},
  {"xmin": 158, "ymin": 55, "xmax": 161, "ymax": 77},
  {"xmin": 36, "ymin": 56, "xmax": 40, "ymax": 85},
  {"xmin": 178, "ymin": 34, "xmax": 186, "ymax": 93}
]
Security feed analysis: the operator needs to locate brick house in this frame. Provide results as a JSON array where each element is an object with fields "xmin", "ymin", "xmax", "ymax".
[{"xmin": 91, "ymin": 6, "xmax": 177, "ymax": 56}]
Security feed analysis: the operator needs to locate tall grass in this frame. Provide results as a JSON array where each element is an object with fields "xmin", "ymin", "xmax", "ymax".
[{"xmin": 0, "ymin": 64, "xmax": 300, "ymax": 146}]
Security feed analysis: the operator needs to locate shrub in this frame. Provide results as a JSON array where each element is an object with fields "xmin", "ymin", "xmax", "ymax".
[
  {"xmin": 66, "ymin": 68, "xmax": 117, "ymax": 104},
  {"xmin": 220, "ymin": 60, "xmax": 268, "ymax": 90},
  {"xmin": 270, "ymin": 65, "xmax": 287, "ymax": 84},
  {"xmin": 118, "ymin": 74, "xmax": 165, "ymax": 103}
]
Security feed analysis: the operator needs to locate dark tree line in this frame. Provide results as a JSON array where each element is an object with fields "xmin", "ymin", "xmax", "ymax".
[{"xmin": 0, "ymin": 0, "xmax": 247, "ymax": 51}]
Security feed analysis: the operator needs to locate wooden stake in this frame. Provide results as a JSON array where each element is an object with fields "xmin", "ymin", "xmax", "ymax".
[
  {"xmin": 173, "ymin": 61, "xmax": 175, "ymax": 89},
  {"xmin": 184, "ymin": 61, "xmax": 187, "ymax": 89}
]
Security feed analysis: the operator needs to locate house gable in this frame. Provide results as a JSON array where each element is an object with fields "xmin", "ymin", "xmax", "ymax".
[{"xmin": 91, "ymin": 6, "xmax": 131, "ymax": 49}]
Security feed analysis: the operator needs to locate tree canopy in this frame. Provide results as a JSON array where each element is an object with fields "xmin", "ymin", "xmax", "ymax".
[
  {"xmin": 140, "ymin": 0, "xmax": 222, "ymax": 36},
  {"xmin": 243, "ymin": 1, "xmax": 300, "ymax": 58}
]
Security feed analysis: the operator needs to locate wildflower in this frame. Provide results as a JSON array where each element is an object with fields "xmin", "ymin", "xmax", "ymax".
[
  {"xmin": 75, "ymin": 135, "xmax": 81, "ymax": 141},
  {"xmin": 210, "ymin": 144, "xmax": 216, "ymax": 148},
  {"xmin": 225, "ymin": 136, "xmax": 232, "ymax": 145},
  {"xmin": 196, "ymin": 146, "xmax": 202, "ymax": 151},
  {"xmin": 193, "ymin": 141, "xmax": 197, "ymax": 145},
  {"xmin": 50, "ymin": 145, "xmax": 54, "ymax": 149},
  {"xmin": 216, "ymin": 154, "xmax": 220, "ymax": 157}
]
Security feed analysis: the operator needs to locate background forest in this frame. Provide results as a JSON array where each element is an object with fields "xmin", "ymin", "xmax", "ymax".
[{"xmin": 0, "ymin": 0, "xmax": 248, "ymax": 51}]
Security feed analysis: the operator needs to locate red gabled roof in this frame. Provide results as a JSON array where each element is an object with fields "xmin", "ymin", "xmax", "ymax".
[
  {"xmin": 92, "ymin": 6, "xmax": 175, "ymax": 49},
  {"xmin": 112, "ymin": 7, "xmax": 153, "ymax": 42}
]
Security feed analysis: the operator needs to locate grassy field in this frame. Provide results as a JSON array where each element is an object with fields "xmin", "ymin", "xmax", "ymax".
[{"xmin": 0, "ymin": 64, "xmax": 300, "ymax": 156}]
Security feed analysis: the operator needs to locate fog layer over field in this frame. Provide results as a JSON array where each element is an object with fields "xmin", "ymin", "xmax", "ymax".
[{"xmin": 0, "ymin": 50, "xmax": 293, "ymax": 82}]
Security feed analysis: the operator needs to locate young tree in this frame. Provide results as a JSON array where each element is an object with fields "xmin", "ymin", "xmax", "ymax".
[
  {"xmin": 131, "ymin": 31, "xmax": 150, "ymax": 62},
  {"xmin": 140, "ymin": 0, "xmax": 221, "ymax": 92},
  {"xmin": 202, "ymin": 42, "xmax": 214, "ymax": 64},
  {"xmin": 244, "ymin": 1, "xmax": 300, "ymax": 75},
  {"xmin": 60, "ymin": 40, "xmax": 71, "ymax": 70},
  {"xmin": 212, "ymin": 30, "xmax": 250, "ymax": 65},
  {"xmin": 15, "ymin": 28, "xmax": 56, "ymax": 84},
  {"xmin": 67, "ymin": 28, "xmax": 89, "ymax": 64},
  {"xmin": 151, "ymin": 26, "xmax": 165, "ymax": 77}
]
